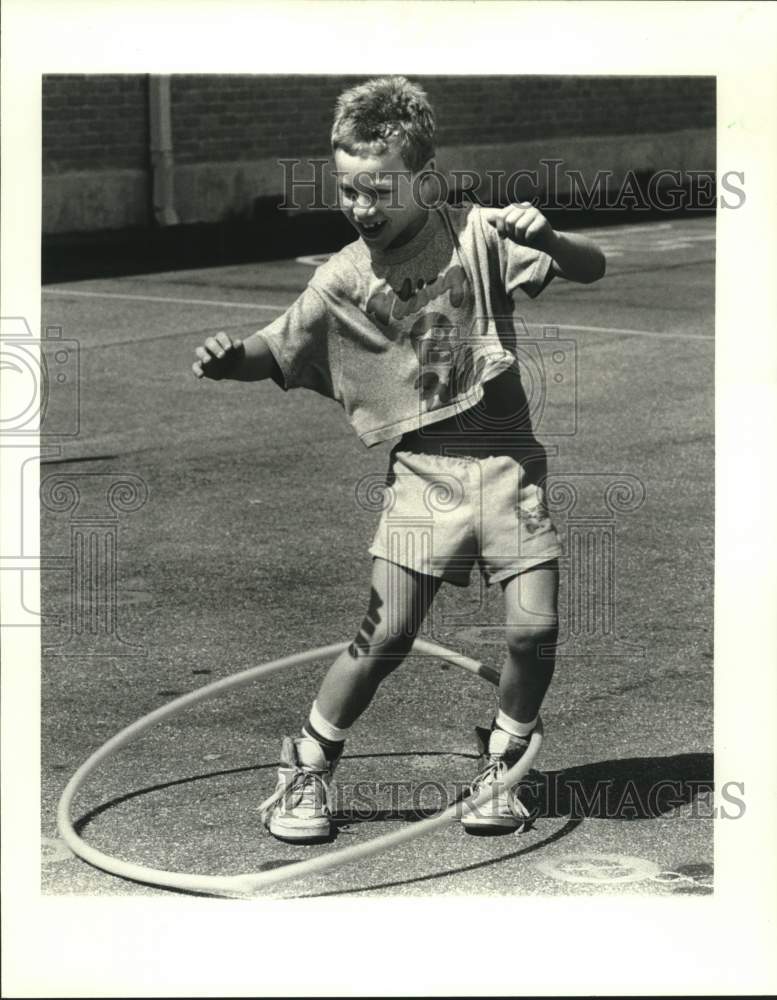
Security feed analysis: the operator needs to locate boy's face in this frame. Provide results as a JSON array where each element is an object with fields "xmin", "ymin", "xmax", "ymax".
[{"xmin": 334, "ymin": 143, "xmax": 432, "ymax": 253}]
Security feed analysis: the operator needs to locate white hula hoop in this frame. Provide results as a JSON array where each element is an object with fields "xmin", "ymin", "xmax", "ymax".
[{"xmin": 57, "ymin": 638, "xmax": 542, "ymax": 898}]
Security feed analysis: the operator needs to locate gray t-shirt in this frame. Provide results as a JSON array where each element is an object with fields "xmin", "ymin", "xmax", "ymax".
[{"xmin": 259, "ymin": 202, "xmax": 553, "ymax": 447}]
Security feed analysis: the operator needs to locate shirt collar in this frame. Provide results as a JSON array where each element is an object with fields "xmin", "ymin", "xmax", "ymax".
[{"xmin": 368, "ymin": 209, "xmax": 438, "ymax": 265}]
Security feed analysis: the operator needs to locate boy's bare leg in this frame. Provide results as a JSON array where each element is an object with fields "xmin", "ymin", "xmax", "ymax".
[
  {"xmin": 259, "ymin": 559, "xmax": 440, "ymax": 842},
  {"xmin": 499, "ymin": 559, "xmax": 559, "ymax": 724},
  {"xmin": 315, "ymin": 557, "xmax": 441, "ymax": 729},
  {"xmin": 461, "ymin": 560, "xmax": 559, "ymax": 834}
]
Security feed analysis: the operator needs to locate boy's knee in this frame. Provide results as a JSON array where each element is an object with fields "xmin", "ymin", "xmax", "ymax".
[
  {"xmin": 505, "ymin": 621, "xmax": 558, "ymax": 656},
  {"xmin": 347, "ymin": 621, "xmax": 414, "ymax": 669}
]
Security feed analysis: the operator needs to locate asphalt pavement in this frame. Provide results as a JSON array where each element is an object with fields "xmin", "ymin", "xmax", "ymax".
[{"xmin": 40, "ymin": 216, "xmax": 715, "ymax": 899}]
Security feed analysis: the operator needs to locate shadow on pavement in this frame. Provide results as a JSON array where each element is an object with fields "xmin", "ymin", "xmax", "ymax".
[
  {"xmin": 70, "ymin": 749, "xmax": 479, "ymax": 835},
  {"xmin": 327, "ymin": 751, "xmax": 713, "ymax": 825},
  {"xmin": 539, "ymin": 752, "xmax": 713, "ymax": 820},
  {"xmin": 72, "ymin": 750, "xmax": 712, "ymax": 835},
  {"xmin": 66, "ymin": 751, "xmax": 711, "ymax": 897}
]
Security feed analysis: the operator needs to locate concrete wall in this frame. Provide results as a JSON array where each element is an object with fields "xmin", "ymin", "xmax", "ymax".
[{"xmin": 42, "ymin": 74, "xmax": 716, "ymax": 234}]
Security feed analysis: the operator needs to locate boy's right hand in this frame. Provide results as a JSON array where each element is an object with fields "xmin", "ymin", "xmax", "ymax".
[{"xmin": 192, "ymin": 332, "xmax": 245, "ymax": 380}]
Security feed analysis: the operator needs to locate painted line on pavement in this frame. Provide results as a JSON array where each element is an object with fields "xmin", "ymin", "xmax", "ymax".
[
  {"xmin": 535, "ymin": 323, "xmax": 713, "ymax": 342},
  {"xmin": 43, "ymin": 290, "xmax": 712, "ymax": 342},
  {"xmin": 43, "ymin": 288, "xmax": 286, "ymax": 312}
]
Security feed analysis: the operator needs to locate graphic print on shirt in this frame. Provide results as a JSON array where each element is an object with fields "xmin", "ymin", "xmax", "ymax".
[
  {"xmin": 365, "ymin": 263, "xmax": 499, "ymax": 414},
  {"xmin": 365, "ymin": 264, "xmax": 468, "ymax": 327},
  {"xmin": 258, "ymin": 202, "xmax": 553, "ymax": 446},
  {"xmin": 408, "ymin": 312, "xmax": 492, "ymax": 412}
]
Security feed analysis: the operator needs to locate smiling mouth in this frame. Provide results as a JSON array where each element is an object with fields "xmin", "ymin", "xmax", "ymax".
[{"xmin": 356, "ymin": 219, "xmax": 387, "ymax": 239}]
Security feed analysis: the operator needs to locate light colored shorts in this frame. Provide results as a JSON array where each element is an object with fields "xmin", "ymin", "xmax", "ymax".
[{"xmin": 368, "ymin": 449, "xmax": 562, "ymax": 587}]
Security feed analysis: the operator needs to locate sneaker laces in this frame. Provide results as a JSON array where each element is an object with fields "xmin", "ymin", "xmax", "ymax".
[
  {"xmin": 257, "ymin": 764, "xmax": 332, "ymax": 830},
  {"xmin": 468, "ymin": 756, "xmax": 533, "ymax": 822}
]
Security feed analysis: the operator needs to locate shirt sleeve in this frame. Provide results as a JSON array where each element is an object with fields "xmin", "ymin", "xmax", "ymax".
[
  {"xmin": 256, "ymin": 284, "xmax": 337, "ymax": 398},
  {"xmin": 476, "ymin": 206, "xmax": 555, "ymax": 300},
  {"xmin": 502, "ymin": 241, "xmax": 555, "ymax": 300}
]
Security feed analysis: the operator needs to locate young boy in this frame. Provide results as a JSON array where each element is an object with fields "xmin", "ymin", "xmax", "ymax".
[{"xmin": 192, "ymin": 77, "xmax": 605, "ymax": 841}]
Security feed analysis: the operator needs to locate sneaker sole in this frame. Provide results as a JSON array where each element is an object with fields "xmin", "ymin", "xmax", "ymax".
[
  {"xmin": 461, "ymin": 815, "xmax": 526, "ymax": 834},
  {"xmin": 268, "ymin": 819, "xmax": 333, "ymax": 843}
]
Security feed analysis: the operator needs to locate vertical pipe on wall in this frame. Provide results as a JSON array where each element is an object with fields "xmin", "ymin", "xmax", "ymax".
[{"xmin": 148, "ymin": 75, "xmax": 179, "ymax": 226}]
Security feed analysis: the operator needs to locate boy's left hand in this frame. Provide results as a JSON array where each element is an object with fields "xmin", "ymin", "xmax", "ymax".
[{"xmin": 482, "ymin": 202, "xmax": 556, "ymax": 254}]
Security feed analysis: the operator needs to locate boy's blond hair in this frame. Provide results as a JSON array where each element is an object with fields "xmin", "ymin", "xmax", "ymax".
[{"xmin": 331, "ymin": 76, "xmax": 436, "ymax": 173}]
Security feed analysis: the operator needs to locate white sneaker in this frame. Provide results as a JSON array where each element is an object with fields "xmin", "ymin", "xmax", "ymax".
[
  {"xmin": 461, "ymin": 726, "xmax": 539, "ymax": 834},
  {"xmin": 257, "ymin": 736, "xmax": 338, "ymax": 843}
]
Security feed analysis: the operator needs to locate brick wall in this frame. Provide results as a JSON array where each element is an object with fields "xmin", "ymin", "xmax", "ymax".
[
  {"xmin": 42, "ymin": 74, "xmax": 716, "ymax": 233},
  {"xmin": 169, "ymin": 75, "xmax": 355, "ymax": 163},
  {"xmin": 166, "ymin": 74, "xmax": 715, "ymax": 163},
  {"xmin": 429, "ymin": 76, "xmax": 715, "ymax": 143},
  {"xmin": 43, "ymin": 75, "xmax": 149, "ymax": 173}
]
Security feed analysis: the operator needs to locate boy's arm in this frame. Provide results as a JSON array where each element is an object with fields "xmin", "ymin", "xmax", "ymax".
[
  {"xmin": 192, "ymin": 329, "xmax": 278, "ymax": 382},
  {"xmin": 483, "ymin": 203, "xmax": 606, "ymax": 284},
  {"xmin": 543, "ymin": 230, "xmax": 607, "ymax": 284}
]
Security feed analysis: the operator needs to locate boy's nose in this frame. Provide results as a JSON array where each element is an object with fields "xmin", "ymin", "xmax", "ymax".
[{"xmin": 354, "ymin": 194, "xmax": 377, "ymax": 215}]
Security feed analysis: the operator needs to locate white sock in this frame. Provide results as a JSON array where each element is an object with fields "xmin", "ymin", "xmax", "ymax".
[
  {"xmin": 307, "ymin": 700, "xmax": 351, "ymax": 743},
  {"xmin": 495, "ymin": 708, "xmax": 537, "ymax": 739}
]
